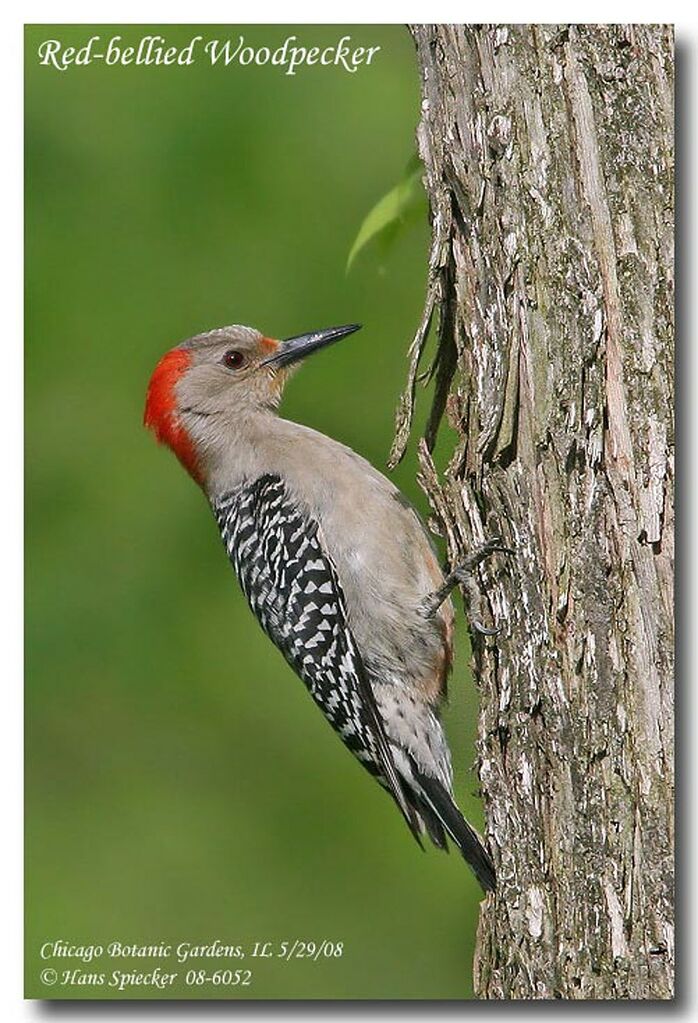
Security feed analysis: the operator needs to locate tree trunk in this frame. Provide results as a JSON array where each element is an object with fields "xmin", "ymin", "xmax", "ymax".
[{"xmin": 395, "ymin": 24, "xmax": 674, "ymax": 1000}]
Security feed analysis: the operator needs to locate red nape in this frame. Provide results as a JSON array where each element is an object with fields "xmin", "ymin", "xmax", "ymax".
[{"xmin": 144, "ymin": 348, "xmax": 202, "ymax": 484}]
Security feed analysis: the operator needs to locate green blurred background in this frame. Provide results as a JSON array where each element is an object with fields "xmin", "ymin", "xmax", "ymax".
[{"xmin": 25, "ymin": 24, "xmax": 483, "ymax": 1000}]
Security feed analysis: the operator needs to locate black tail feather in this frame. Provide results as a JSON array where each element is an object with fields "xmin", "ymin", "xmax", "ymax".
[
  {"xmin": 417, "ymin": 799, "xmax": 449, "ymax": 851},
  {"xmin": 413, "ymin": 767, "xmax": 496, "ymax": 893}
]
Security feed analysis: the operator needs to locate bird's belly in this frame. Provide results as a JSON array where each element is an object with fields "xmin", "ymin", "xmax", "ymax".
[{"xmin": 335, "ymin": 544, "xmax": 450, "ymax": 701}]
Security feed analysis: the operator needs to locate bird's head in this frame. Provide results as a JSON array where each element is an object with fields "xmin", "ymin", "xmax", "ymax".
[{"xmin": 144, "ymin": 322, "xmax": 361, "ymax": 484}]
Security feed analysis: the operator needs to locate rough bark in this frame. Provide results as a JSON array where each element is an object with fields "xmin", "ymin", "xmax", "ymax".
[{"xmin": 397, "ymin": 25, "xmax": 674, "ymax": 1000}]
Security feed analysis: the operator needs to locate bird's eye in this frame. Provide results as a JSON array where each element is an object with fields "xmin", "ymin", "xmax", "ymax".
[{"xmin": 223, "ymin": 350, "xmax": 245, "ymax": 370}]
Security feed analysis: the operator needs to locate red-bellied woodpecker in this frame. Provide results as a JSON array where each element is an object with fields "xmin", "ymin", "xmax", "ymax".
[{"xmin": 145, "ymin": 322, "xmax": 498, "ymax": 891}]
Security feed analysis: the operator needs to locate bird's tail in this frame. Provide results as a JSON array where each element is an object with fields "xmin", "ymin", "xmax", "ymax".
[{"xmin": 412, "ymin": 766, "xmax": 496, "ymax": 893}]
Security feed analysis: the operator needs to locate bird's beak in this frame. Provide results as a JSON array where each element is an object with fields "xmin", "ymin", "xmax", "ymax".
[{"xmin": 262, "ymin": 324, "xmax": 362, "ymax": 368}]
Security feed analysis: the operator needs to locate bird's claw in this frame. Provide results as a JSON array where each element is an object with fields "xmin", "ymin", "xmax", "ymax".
[
  {"xmin": 457, "ymin": 537, "xmax": 515, "ymax": 573},
  {"xmin": 452, "ymin": 537, "xmax": 514, "ymax": 638},
  {"xmin": 419, "ymin": 537, "xmax": 514, "ymax": 629},
  {"xmin": 472, "ymin": 620, "xmax": 500, "ymax": 637}
]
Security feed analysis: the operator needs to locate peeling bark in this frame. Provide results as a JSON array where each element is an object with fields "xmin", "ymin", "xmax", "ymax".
[{"xmin": 401, "ymin": 25, "xmax": 674, "ymax": 1000}]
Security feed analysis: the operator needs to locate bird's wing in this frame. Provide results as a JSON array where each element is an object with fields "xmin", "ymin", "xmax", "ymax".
[{"xmin": 212, "ymin": 473, "xmax": 420, "ymax": 836}]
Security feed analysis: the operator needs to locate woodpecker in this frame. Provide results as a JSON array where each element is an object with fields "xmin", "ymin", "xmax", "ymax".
[{"xmin": 144, "ymin": 322, "xmax": 497, "ymax": 892}]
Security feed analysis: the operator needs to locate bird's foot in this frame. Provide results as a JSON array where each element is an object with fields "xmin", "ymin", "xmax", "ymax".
[
  {"xmin": 452, "ymin": 538, "xmax": 514, "ymax": 635},
  {"xmin": 454, "ymin": 537, "xmax": 515, "ymax": 573},
  {"xmin": 419, "ymin": 537, "xmax": 514, "ymax": 633}
]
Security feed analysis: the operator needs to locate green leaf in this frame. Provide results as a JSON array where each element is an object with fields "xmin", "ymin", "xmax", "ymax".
[{"xmin": 346, "ymin": 155, "xmax": 426, "ymax": 273}]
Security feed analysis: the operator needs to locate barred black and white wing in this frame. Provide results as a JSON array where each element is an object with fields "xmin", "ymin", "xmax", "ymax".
[{"xmin": 212, "ymin": 474, "xmax": 419, "ymax": 836}]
